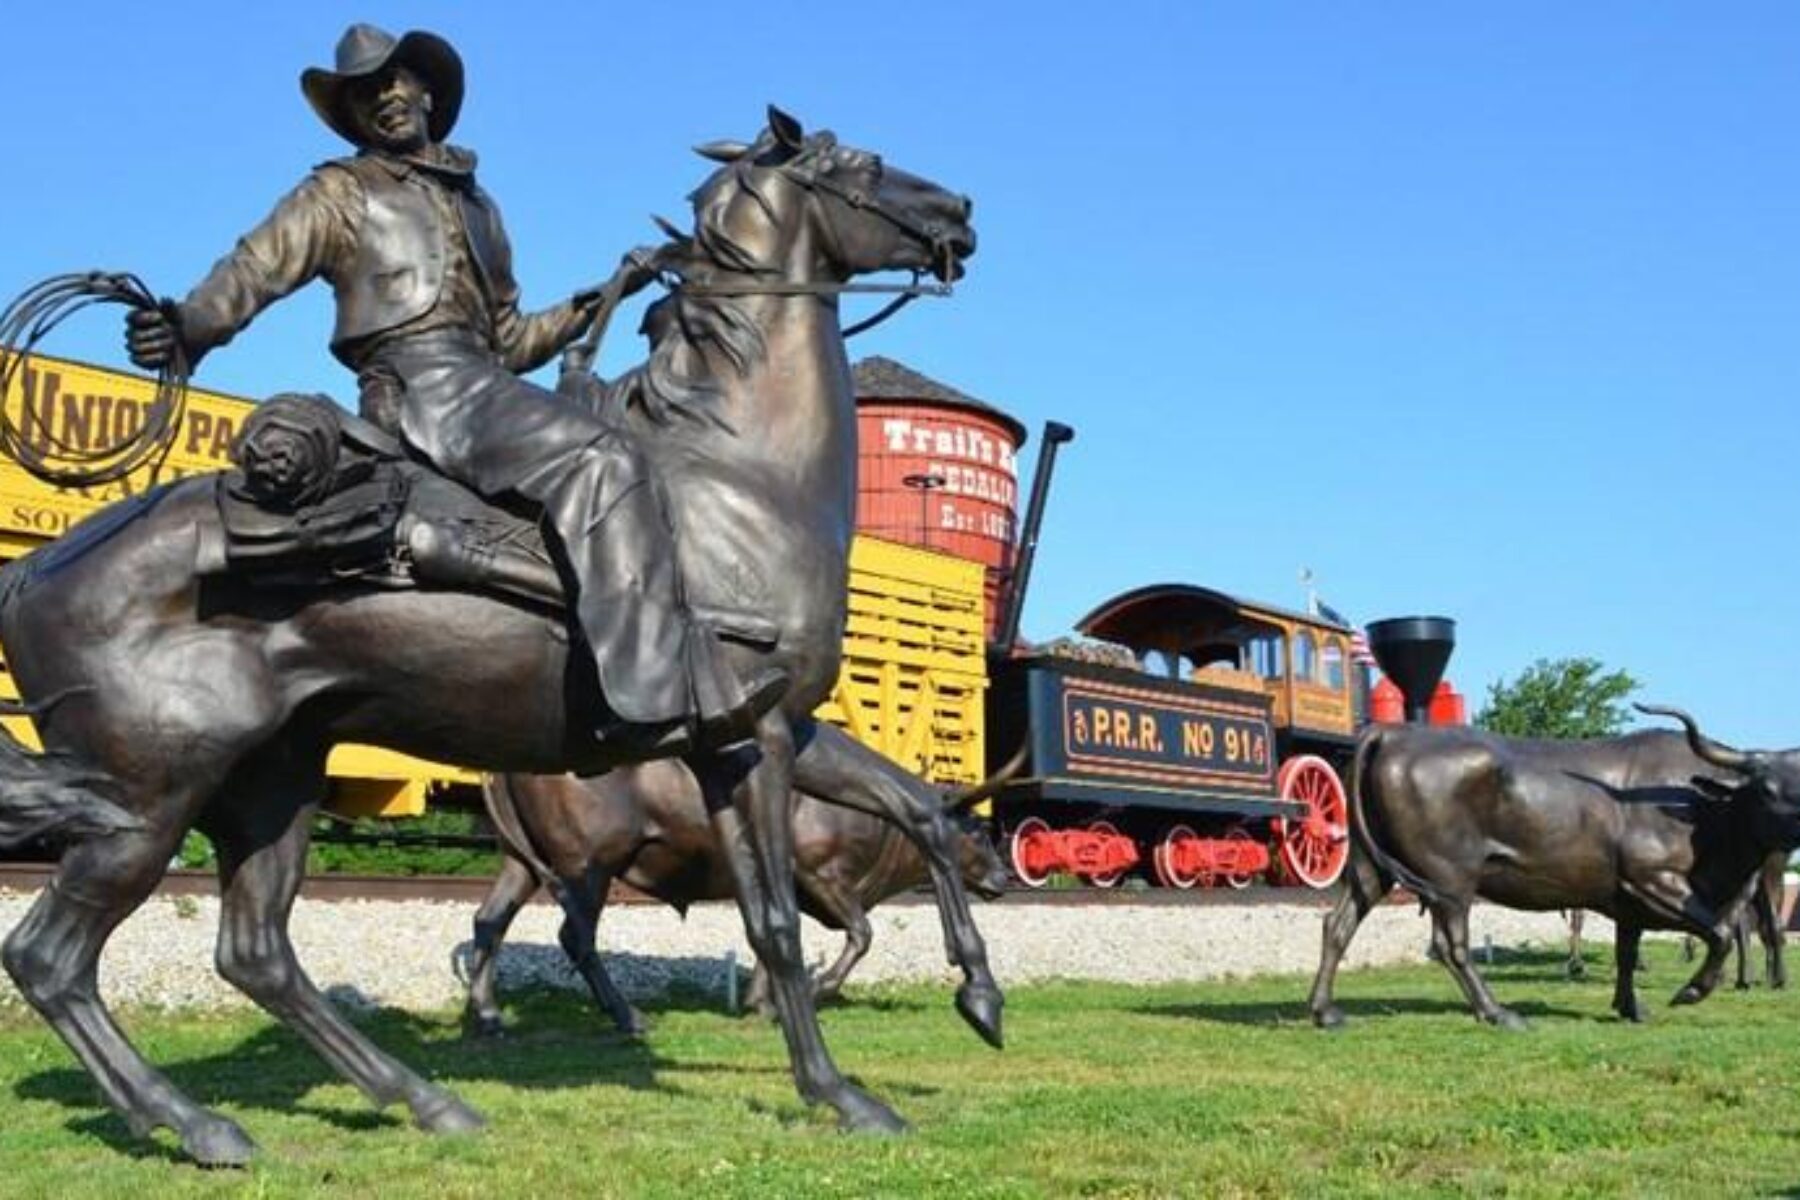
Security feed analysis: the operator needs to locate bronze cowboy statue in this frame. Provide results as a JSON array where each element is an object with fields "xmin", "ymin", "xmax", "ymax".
[
  {"xmin": 0, "ymin": 19, "xmax": 989, "ymax": 1165},
  {"xmin": 125, "ymin": 24, "xmax": 785, "ymax": 758}
]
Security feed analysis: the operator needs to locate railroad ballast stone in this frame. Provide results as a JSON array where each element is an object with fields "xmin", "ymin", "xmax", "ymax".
[{"xmin": 0, "ymin": 890, "xmax": 1609, "ymax": 1013}]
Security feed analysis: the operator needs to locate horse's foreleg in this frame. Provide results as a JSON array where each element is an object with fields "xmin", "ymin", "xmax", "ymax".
[
  {"xmin": 791, "ymin": 720, "xmax": 1002, "ymax": 1047},
  {"xmin": 466, "ymin": 854, "xmax": 538, "ymax": 1036},
  {"xmin": 4, "ymin": 812, "xmax": 255, "ymax": 1165},
  {"xmin": 692, "ymin": 726, "xmax": 907, "ymax": 1134},
  {"xmin": 208, "ymin": 745, "xmax": 482, "ymax": 1138}
]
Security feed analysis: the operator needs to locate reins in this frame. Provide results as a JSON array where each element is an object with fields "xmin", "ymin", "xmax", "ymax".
[{"xmin": 672, "ymin": 273, "xmax": 952, "ymax": 338}]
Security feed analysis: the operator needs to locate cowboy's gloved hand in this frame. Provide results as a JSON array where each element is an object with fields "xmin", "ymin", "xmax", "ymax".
[
  {"xmin": 615, "ymin": 246, "xmax": 661, "ymax": 297},
  {"xmin": 124, "ymin": 302, "xmax": 187, "ymax": 371}
]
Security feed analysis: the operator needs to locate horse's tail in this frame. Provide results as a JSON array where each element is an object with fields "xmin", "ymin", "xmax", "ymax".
[
  {"xmin": 0, "ymin": 714, "xmax": 139, "ymax": 850},
  {"xmin": 1349, "ymin": 726, "xmax": 1451, "ymax": 910}
]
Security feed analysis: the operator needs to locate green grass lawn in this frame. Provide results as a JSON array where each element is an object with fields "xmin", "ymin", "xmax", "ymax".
[{"xmin": 1, "ymin": 941, "xmax": 1798, "ymax": 1198}]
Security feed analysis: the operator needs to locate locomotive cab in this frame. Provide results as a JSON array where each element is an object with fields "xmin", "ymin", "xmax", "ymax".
[{"xmin": 1076, "ymin": 584, "xmax": 1361, "ymax": 753}]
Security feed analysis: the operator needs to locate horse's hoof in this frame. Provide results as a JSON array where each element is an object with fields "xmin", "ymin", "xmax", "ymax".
[
  {"xmin": 835, "ymin": 1090, "xmax": 910, "ymax": 1135},
  {"xmin": 1670, "ymin": 985, "xmax": 1705, "ymax": 1007},
  {"xmin": 1565, "ymin": 961, "xmax": 1587, "ymax": 981},
  {"xmin": 182, "ymin": 1113, "xmax": 258, "ymax": 1168},
  {"xmin": 1313, "ymin": 1005, "xmax": 1346, "ymax": 1031},
  {"xmin": 615, "ymin": 1008, "xmax": 653, "ymax": 1038},
  {"xmin": 1490, "ymin": 1009, "xmax": 1529, "ymax": 1032},
  {"xmin": 956, "ymin": 981, "xmax": 1004, "ymax": 1050},
  {"xmin": 414, "ymin": 1090, "xmax": 487, "ymax": 1136},
  {"xmin": 469, "ymin": 1013, "xmax": 505, "ymax": 1039}
]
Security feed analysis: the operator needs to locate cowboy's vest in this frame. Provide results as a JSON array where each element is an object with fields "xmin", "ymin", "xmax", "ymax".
[{"xmin": 327, "ymin": 153, "xmax": 508, "ymax": 357}]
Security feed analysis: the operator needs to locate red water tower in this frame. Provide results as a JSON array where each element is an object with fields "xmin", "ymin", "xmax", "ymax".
[{"xmin": 852, "ymin": 356, "xmax": 1028, "ymax": 640}]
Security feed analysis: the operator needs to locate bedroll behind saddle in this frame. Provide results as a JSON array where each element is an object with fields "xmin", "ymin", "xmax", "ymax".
[{"xmin": 200, "ymin": 392, "xmax": 565, "ymax": 608}]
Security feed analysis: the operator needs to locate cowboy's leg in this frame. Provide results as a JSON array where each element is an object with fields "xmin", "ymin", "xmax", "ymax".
[{"xmin": 381, "ymin": 343, "xmax": 780, "ymax": 740}]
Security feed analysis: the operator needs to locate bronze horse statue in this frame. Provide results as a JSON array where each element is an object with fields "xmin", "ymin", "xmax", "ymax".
[{"xmin": 0, "ymin": 109, "xmax": 992, "ymax": 1164}]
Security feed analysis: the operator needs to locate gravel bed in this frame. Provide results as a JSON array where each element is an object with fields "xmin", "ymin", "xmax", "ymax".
[{"xmin": 0, "ymin": 888, "xmax": 1617, "ymax": 1014}]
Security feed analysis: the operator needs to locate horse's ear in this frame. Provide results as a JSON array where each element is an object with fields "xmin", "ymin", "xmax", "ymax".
[
  {"xmin": 767, "ymin": 105, "xmax": 805, "ymax": 151},
  {"xmin": 694, "ymin": 140, "xmax": 749, "ymax": 163}
]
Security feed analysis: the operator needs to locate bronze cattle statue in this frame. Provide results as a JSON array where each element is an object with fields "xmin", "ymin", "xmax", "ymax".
[
  {"xmin": 467, "ymin": 764, "xmax": 1010, "ymax": 1034},
  {"xmin": 1308, "ymin": 705, "xmax": 1800, "ymax": 1029}
]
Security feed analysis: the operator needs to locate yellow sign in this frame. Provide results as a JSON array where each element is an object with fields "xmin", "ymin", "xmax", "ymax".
[{"xmin": 0, "ymin": 352, "xmax": 253, "ymax": 540}]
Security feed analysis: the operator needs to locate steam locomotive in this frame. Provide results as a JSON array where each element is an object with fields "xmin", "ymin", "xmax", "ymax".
[{"xmin": 851, "ymin": 356, "xmax": 1465, "ymax": 891}]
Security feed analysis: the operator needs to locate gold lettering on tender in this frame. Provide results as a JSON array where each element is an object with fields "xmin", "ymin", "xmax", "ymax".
[
  {"xmin": 1092, "ymin": 707, "xmax": 1111, "ymax": 745},
  {"xmin": 1113, "ymin": 708, "xmax": 1134, "ymax": 749},
  {"xmin": 1138, "ymin": 714, "xmax": 1161, "ymax": 754},
  {"xmin": 1182, "ymin": 720, "xmax": 1204, "ymax": 756}
]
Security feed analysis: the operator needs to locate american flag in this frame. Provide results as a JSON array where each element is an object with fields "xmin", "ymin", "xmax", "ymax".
[{"xmin": 1317, "ymin": 600, "xmax": 1378, "ymax": 666}]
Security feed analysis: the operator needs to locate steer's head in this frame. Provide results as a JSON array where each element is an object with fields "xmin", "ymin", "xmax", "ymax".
[
  {"xmin": 1639, "ymin": 703, "xmax": 1800, "ymax": 849},
  {"xmin": 953, "ymin": 814, "xmax": 1011, "ymax": 900}
]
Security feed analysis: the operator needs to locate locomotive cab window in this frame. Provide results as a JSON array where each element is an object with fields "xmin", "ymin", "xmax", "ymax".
[
  {"xmin": 1292, "ymin": 630, "xmax": 1317, "ymax": 683},
  {"xmin": 1320, "ymin": 638, "xmax": 1346, "ymax": 691},
  {"xmin": 1249, "ymin": 634, "xmax": 1286, "ymax": 680}
]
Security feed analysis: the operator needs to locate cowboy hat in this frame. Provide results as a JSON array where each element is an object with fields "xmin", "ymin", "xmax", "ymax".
[{"xmin": 301, "ymin": 24, "xmax": 464, "ymax": 146}]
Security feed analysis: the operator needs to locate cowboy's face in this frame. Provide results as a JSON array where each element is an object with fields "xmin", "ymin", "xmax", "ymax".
[{"xmin": 346, "ymin": 65, "xmax": 432, "ymax": 153}]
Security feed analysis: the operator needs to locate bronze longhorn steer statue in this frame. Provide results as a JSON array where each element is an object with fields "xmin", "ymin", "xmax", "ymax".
[
  {"xmin": 468, "ymin": 762, "xmax": 1010, "ymax": 1034},
  {"xmin": 1309, "ymin": 704, "xmax": 1800, "ymax": 1029}
]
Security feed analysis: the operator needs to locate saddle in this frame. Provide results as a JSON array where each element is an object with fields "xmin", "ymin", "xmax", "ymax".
[{"xmin": 196, "ymin": 392, "xmax": 566, "ymax": 610}]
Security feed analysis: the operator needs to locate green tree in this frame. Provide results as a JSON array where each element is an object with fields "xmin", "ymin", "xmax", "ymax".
[{"xmin": 1475, "ymin": 657, "xmax": 1641, "ymax": 739}]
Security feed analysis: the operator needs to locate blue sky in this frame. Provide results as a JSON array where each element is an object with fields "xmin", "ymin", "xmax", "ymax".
[{"xmin": 6, "ymin": 4, "xmax": 1797, "ymax": 743}]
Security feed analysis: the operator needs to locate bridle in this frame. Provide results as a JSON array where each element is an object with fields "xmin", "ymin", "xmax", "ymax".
[
  {"xmin": 668, "ymin": 143, "xmax": 959, "ymax": 337},
  {"xmin": 562, "ymin": 139, "xmax": 961, "ymax": 377}
]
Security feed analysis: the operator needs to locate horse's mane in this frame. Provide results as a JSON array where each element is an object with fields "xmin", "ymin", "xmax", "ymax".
[{"xmin": 608, "ymin": 142, "xmax": 797, "ymax": 430}]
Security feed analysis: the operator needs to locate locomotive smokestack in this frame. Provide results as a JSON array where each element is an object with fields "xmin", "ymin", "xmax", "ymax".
[
  {"xmin": 1366, "ymin": 616, "xmax": 1456, "ymax": 723},
  {"xmin": 992, "ymin": 420, "xmax": 1074, "ymax": 657}
]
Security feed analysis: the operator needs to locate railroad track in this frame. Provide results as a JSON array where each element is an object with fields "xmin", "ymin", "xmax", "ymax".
[{"xmin": 0, "ymin": 861, "xmax": 1351, "ymax": 908}]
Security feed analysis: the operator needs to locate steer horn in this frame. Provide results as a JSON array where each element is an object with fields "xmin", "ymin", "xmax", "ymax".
[
  {"xmin": 1636, "ymin": 702, "xmax": 1753, "ymax": 772},
  {"xmin": 944, "ymin": 744, "xmax": 1030, "ymax": 813}
]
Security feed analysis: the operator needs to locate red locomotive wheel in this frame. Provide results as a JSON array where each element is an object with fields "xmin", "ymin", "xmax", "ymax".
[
  {"xmin": 1151, "ymin": 824, "xmax": 1203, "ymax": 889},
  {"xmin": 1009, "ymin": 816, "xmax": 1056, "ymax": 888},
  {"xmin": 1086, "ymin": 820, "xmax": 1127, "ymax": 888},
  {"xmin": 1221, "ymin": 825, "xmax": 1257, "ymax": 890},
  {"xmin": 1274, "ymin": 755, "xmax": 1349, "ymax": 889}
]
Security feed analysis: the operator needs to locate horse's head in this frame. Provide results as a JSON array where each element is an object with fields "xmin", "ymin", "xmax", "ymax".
[{"xmin": 688, "ymin": 106, "xmax": 975, "ymax": 285}]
